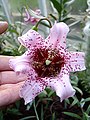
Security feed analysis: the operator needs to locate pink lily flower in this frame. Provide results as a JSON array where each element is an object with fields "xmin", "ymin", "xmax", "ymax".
[
  {"xmin": 24, "ymin": 8, "xmax": 41, "ymax": 24},
  {"xmin": 9, "ymin": 22, "xmax": 86, "ymax": 105}
]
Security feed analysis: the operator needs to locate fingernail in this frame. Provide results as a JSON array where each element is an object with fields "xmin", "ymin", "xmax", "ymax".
[{"xmin": 0, "ymin": 21, "xmax": 8, "ymax": 26}]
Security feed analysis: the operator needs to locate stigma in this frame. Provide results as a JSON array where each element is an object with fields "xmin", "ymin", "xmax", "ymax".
[{"xmin": 45, "ymin": 59, "xmax": 52, "ymax": 65}]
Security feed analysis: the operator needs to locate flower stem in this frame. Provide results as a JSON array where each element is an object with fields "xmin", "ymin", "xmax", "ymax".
[
  {"xmin": 33, "ymin": 100, "xmax": 40, "ymax": 120},
  {"xmin": 35, "ymin": 18, "xmax": 52, "ymax": 29}
]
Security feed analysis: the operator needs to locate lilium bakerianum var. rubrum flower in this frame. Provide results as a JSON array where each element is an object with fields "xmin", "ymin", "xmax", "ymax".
[
  {"xmin": 9, "ymin": 22, "xmax": 86, "ymax": 105},
  {"xmin": 24, "ymin": 8, "xmax": 42, "ymax": 25}
]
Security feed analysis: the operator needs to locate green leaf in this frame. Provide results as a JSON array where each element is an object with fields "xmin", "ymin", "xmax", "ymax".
[
  {"xmin": 7, "ymin": 108, "xmax": 22, "ymax": 115},
  {"xmin": 19, "ymin": 116, "xmax": 36, "ymax": 120},
  {"xmin": 38, "ymin": 90, "xmax": 47, "ymax": 98},
  {"xmin": 67, "ymin": 35, "xmax": 85, "ymax": 42},
  {"xmin": 63, "ymin": 0, "xmax": 68, "ymax": 4},
  {"xmin": 81, "ymin": 97, "xmax": 90, "ymax": 103},
  {"xmin": 42, "ymin": 98, "xmax": 52, "ymax": 101},
  {"xmin": 0, "ymin": 111, "xmax": 3, "ymax": 120},
  {"xmin": 86, "ymin": 105, "xmax": 90, "ymax": 114},
  {"xmin": 15, "ymin": 100, "xmax": 20, "ymax": 109},
  {"xmin": 63, "ymin": 112, "xmax": 82, "ymax": 120},
  {"xmin": 70, "ymin": 97, "xmax": 79, "ymax": 107},
  {"xmin": 48, "ymin": 90, "xmax": 55, "ymax": 97},
  {"xmin": 80, "ymin": 98, "xmax": 85, "ymax": 108},
  {"xmin": 65, "ymin": 99, "xmax": 70, "ymax": 104},
  {"xmin": 61, "ymin": 17, "xmax": 72, "ymax": 22},
  {"xmin": 52, "ymin": 112, "xmax": 56, "ymax": 120},
  {"xmin": 50, "ymin": 0, "xmax": 62, "ymax": 14},
  {"xmin": 73, "ymin": 86, "xmax": 83, "ymax": 95},
  {"xmin": 82, "ymin": 112, "xmax": 90, "ymax": 120},
  {"xmin": 41, "ymin": 104, "xmax": 44, "ymax": 120},
  {"xmin": 33, "ymin": 100, "xmax": 39, "ymax": 120},
  {"xmin": 26, "ymin": 102, "xmax": 33, "ymax": 110}
]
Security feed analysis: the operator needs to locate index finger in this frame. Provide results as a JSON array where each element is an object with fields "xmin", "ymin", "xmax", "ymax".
[{"xmin": 0, "ymin": 56, "xmax": 13, "ymax": 71}]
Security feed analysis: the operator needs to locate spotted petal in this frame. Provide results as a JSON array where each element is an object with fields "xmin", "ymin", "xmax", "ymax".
[
  {"xmin": 45, "ymin": 22, "xmax": 69, "ymax": 50},
  {"xmin": 18, "ymin": 30, "xmax": 44, "ymax": 49},
  {"xmin": 47, "ymin": 66, "xmax": 75, "ymax": 101},
  {"xmin": 20, "ymin": 76, "xmax": 47, "ymax": 105},
  {"xmin": 67, "ymin": 52, "xmax": 86, "ymax": 72}
]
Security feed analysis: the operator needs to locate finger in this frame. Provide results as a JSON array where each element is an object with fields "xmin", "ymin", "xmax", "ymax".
[
  {"xmin": 0, "ymin": 82, "xmax": 24, "ymax": 107},
  {"xmin": 0, "ymin": 21, "xmax": 8, "ymax": 34},
  {"xmin": 0, "ymin": 81, "xmax": 24, "ymax": 91},
  {"xmin": 0, "ymin": 56, "xmax": 14, "ymax": 71},
  {"xmin": 0, "ymin": 71, "xmax": 27, "ymax": 84}
]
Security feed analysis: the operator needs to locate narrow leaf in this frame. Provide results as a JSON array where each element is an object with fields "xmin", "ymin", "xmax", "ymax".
[
  {"xmin": 70, "ymin": 97, "xmax": 78, "ymax": 107},
  {"xmin": 19, "ymin": 116, "xmax": 36, "ymax": 120},
  {"xmin": 67, "ymin": 35, "xmax": 85, "ymax": 42},
  {"xmin": 63, "ymin": 112, "xmax": 82, "ymax": 120},
  {"xmin": 81, "ymin": 97, "xmax": 90, "ymax": 103},
  {"xmin": 50, "ymin": 0, "xmax": 62, "ymax": 14},
  {"xmin": 86, "ymin": 105, "xmax": 90, "ymax": 114},
  {"xmin": 73, "ymin": 86, "xmax": 83, "ymax": 95}
]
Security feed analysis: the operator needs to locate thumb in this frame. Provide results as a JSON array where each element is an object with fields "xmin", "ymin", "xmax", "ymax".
[{"xmin": 0, "ymin": 21, "xmax": 8, "ymax": 34}]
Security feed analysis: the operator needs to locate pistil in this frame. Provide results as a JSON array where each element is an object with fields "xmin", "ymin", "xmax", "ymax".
[{"xmin": 45, "ymin": 59, "xmax": 52, "ymax": 65}]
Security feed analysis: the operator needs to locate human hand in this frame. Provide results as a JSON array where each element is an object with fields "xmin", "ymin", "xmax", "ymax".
[
  {"xmin": 0, "ymin": 22, "xmax": 25, "ymax": 107},
  {"xmin": 0, "ymin": 56, "xmax": 26, "ymax": 107}
]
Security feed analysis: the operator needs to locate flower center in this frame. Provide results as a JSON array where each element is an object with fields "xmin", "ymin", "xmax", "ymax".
[{"xmin": 32, "ymin": 48, "xmax": 65, "ymax": 77}]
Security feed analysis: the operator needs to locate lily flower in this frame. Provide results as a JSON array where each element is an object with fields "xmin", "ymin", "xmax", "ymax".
[
  {"xmin": 24, "ymin": 8, "xmax": 42, "ymax": 24},
  {"xmin": 9, "ymin": 22, "xmax": 86, "ymax": 105}
]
